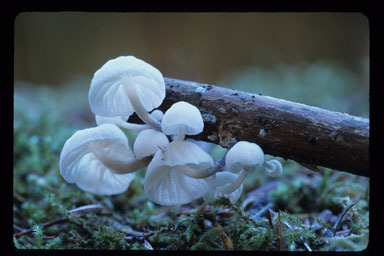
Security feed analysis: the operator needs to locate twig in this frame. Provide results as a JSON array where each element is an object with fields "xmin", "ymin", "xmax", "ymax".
[
  {"xmin": 67, "ymin": 204, "xmax": 108, "ymax": 215},
  {"xmin": 252, "ymin": 203, "xmax": 274, "ymax": 219},
  {"xmin": 275, "ymin": 212, "xmax": 286, "ymax": 251},
  {"xmin": 333, "ymin": 200, "xmax": 357, "ymax": 236},
  {"xmin": 13, "ymin": 191, "xmax": 27, "ymax": 203},
  {"xmin": 266, "ymin": 209, "xmax": 274, "ymax": 230},
  {"xmin": 14, "ymin": 217, "xmax": 68, "ymax": 238},
  {"xmin": 14, "ymin": 204, "xmax": 109, "ymax": 238},
  {"xmin": 13, "ymin": 224, "xmax": 27, "ymax": 233},
  {"xmin": 147, "ymin": 77, "xmax": 369, "ymax": 176},
  {"xmin": 213, "ymin": 221, "xmax": 233, "ymax": 250}
]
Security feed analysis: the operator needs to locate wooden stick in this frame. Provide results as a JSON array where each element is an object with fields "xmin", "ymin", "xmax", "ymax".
[{"xmin": 135, "ymin": 77, "xmax": 369, "ymax": 177}]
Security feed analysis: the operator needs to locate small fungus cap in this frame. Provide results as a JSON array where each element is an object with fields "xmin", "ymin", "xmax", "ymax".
[
  {"xmin": 89, "ymin": 56, "xmax": 165, "ymax": 118},
  {"xmin": 265, "ymin": 159, "xmax": 283, "ymax": 177},
  {"xmin": 203, "ymin": 171, "xmax": 243, "ymax": 204},
  {"xmin": 225, "ymin": 141, "xmax": 265, "ymax": 173},
  {"xmin": 161, "ymin": 101, "xmax": 204, "ymax": 135},
  {"xmin": 59, "ymin": 123, "xmax": 135, "ymax": 195},
  {"xmin": 150, "ymin": 109, "xmax": 164, "ymax": 121},
  {"xmin": 133, "ymin": 129, "xmax": 169, "ymax": 159},
  {"xmin": 144, "ymin": 140, "xmax": 215, "ymax": 206}
]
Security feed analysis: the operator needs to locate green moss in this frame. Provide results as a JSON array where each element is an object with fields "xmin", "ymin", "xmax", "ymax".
[
  {"xmin": 92, "ymin": 225, "xmax": 129, "ymax": 249},
  {"xmin": 276, "ymin": 211, "xmax": 318, "ymax": 251},
  {"xmin": 13, "ymin": 83, "xmax": 369, "ymax": 251},
  {"xmin": 149, "ymin": 197, "xmax": 276, "ymax": 250}
]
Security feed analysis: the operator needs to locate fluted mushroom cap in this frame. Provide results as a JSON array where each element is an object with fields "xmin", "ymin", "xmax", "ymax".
[
  {"xmin": 89, "ymin": 56, "xmax": 165, "ymax": 118},
  {"xmin": 59, "ymin": 123, "xmax": 135, "ymax": 195},
  {"xmin": 144, "ymin": 140, "xmax": 215, "ymax": 206}
]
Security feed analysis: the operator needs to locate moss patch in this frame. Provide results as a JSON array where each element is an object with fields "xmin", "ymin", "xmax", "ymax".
[{"xmin": 13, "ymin": 83, "xmax": 369, "ymax": 251}]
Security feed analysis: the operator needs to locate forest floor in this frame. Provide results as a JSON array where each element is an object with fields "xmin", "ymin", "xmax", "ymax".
[{"xmin": 13, "ymin": 82, "xmax": 369, "ymax": 251}]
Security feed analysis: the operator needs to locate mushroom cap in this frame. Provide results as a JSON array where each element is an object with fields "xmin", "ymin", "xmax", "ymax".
[
  {"xmin": 225, "ymin": 141, "xmax": 265, "ymax": 173},
  {"xmin": 150, "ymin": 109, "xmax": 164, "ymax": 121},
  {"xmin": 265, "ymin": 159, "xmax": 283, "ymax": 177},
  {"xmin": 144, "ymin": 140, "xmax": 215, "ymax": 206},
  {"xmin": 161, "ymin": 101, "xmax": 204, "ymax": 135},
  {"xmin": 133, "ymin": 129, "xmax": 169, "ymax": 159},
  {"xmin": 203, "ymin": 171, "xmax": 243, "ymax": 204},
  {"xmin": 89, "ymin": 56, "xmax": 165, "ymax": 118},
  {"xmin": 59, "ymin": 123, "xmax": 135, "ymax": 195}
]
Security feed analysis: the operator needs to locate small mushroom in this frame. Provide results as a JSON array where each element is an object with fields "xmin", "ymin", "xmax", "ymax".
[
  {"xmin": 159, "ymin": 101, "xmax": 217, "ymax": 178},
  {"xmin": 218, "ymin": 141, "xmax": 265, "ymax": 194},
  {"xmin": 88, "ymin": 56, "xmax": 165, "ymax": 129},
  {"xmin": 133, "ymin": 129, "xmax": 169, "ymax": 159},
  {"xmin": 59, "ymin": 123, "xmax": 150, "ymax": 195},
  {"xmin": 203, "ymin": 171, "xmax": 243, "ymax": 204},
  {"xmin": 150, "ymin": 109, "xmax": 164, "ymax": 122},
  {"xmin": 263, "ymin": 159, "xmax": 283, "ymax": 177},
  {"xmin": 161, "ymin": 101, "xmax": 204, "ymax": 141},
  {"xmin": 144, "ymin": 140, "xmax": 215, "ymax": 206}
]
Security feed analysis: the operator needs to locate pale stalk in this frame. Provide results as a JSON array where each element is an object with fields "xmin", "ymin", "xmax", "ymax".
[
  {"xmin": 176, "ymin": 153, "xmax": 226, "ymax": 179},
  {"xmin": 89, "ymin": 143, "xmax": 151, "ymax": 174},
  {"xmin": 218, "ymin": 167, "xmax": 251, "ymax": 194},
  {"xmin": 123, "ymin": 76, "xmax": 161, "ymax": 130},
  {"xmin": 176, "ymin": 124, "xmax": 186, "ymax": 141}
]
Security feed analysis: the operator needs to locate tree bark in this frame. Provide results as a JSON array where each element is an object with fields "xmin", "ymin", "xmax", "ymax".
[{"xmin": 132, "ymin": 77, "xmax": 369, "ymax": 177}]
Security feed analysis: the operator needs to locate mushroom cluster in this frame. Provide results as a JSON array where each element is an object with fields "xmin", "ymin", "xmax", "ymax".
[{"xmin": 59, "ymin": 55, "xmax": 283, "ymax": 206}]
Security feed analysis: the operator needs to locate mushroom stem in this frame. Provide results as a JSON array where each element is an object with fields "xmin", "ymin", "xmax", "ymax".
[
  {"xmin": 263, "ymin": 161, "xmax": 274, "ymax": 170},
  {"xmin": 176, "ymin": 165, "xmax": 216, "ymax": 179},
  {"xmin": 123, "ymin": 77, "xmax": 162, "ymax": 130},
  {"xmin": 218, "ymin": 167, "xmax": 251, "ymax": 194},
  {"xmin": 89, "ymin": 143, "xmax": 152, "ymax": 174},
  {"xmin": 114, "ymin": 117, "xmax": 151, "ymax": 131},
  {"xmin": 176, "ymin": 124, "xmax": 186, "ymax": 141},
  {"xmin": 176, "ymin": 153, "xmax": 226, "ymax": 179}
]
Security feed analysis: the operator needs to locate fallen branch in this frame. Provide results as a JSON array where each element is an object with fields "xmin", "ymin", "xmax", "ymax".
[{"xmin": 135, "ymin": 77, "xmax": 369, "ymax": 177}]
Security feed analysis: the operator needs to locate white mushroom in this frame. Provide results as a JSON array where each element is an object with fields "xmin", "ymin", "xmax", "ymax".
[
  {"xmin": 263, "ymin": 159, "xmax": 283, "ymax": 177},
  {"xmin": 133, "ymin": 129, "xmax": 169, "ymax": 159},
  {"xmin": 150, "ymin": 109, "xmax": 164, "ymax": 122},
  {"xmin": 203, "ymin": 171, "xmax": 243, "ymax": 204},
  {"xmin": 161, "ymin": 101, "xmax": 204, "ymax": 141},
  {"xmin": 89, "ymin": 56, "xmax": 165, "ymax": 129},
  {"xmin": 59, "ymin": 123, "xmax": 150, "ymax": 195},
  {"xmin": 159, "ymin": 101, "xmax": 217, "ymax": 178},
  {"xmin": 218, "ymin": 141, "xmax": 264, "ymax": 194},
  {"xmin": 144, "ymin": 140, "xmax": 215, "ymax": 206}
]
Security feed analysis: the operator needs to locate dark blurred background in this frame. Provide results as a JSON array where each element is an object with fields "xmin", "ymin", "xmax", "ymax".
[{"xmin": 14, "ymin": 12, "xmax": 369, "ymax": 118}]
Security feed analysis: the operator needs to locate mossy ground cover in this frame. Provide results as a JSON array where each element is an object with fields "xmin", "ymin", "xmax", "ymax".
[{"xmin": 13, "ymin": 82, "xmax": 369, "ymax": 251}]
